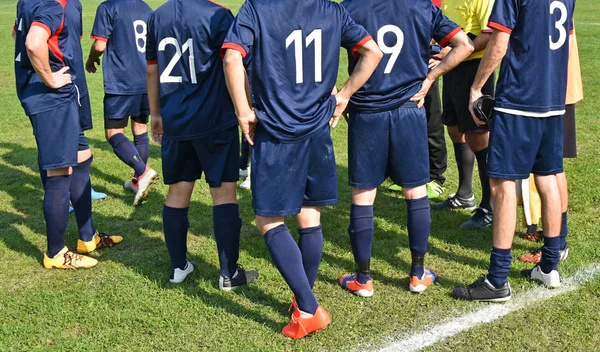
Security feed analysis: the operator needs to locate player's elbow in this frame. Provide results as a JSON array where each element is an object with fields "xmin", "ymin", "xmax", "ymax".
[
  {"xmin": 25, "ymin": 34, "xmax": 44, "ymax": 55},
  {"xmin": 93, "ymin": 40, "xmax": 107, "ymax": 53},
  {"xmin": 223, "ymin": 49, "xmax": 243, "ymax": 68}
]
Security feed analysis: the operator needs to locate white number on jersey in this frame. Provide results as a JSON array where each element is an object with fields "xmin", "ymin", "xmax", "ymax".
[
  {"xmin": 133, "ymin": 20, "xmax": 147, "ymax": 53},
  {"xmin": 15, "ymin": 18, "xmax": 23, "ymax": 62},
  {"xmin": 158, "ymin": 37, "xmax": 197, "ymax": 84},
  {"xmin": 549, "ymin": 1, "xmax": 568, "ymax": 51},
  {"xmin": 285, "ymin": 29, "xmax": 323, "ymax": 84},
  {"xmin": 377, "ymin": 25, "xmax": 404, "ymax": 74}
]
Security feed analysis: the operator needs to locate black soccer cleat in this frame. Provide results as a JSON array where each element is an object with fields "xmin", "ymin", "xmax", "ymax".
[
  {"xmin": 451, "ymin": 275, "xmax": 512, "ymax": 302},
  {"xmin": 432, "ymin": 193, "xmax": 477, "ymax": 211},
  {"xmin": 219, "ymin": 265, "xmax": 259, "ymax": 291}
]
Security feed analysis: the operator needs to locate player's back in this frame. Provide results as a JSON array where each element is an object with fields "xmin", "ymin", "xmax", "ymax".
[
  {"xmin": 93, "ymin": 0, "xmax": 152, "ymax": 94},
  {"xmin": 225, "ymin": 0, "xmax": 369, "ymax": 141},
  {"xmin": 66, "ymin": 0, "xmax": 88, "ymax": 94},
  {"xmin": 341, "ymin": 0, "xmax": 458, "ymax": 113},
  {"xmin": 492, "ymin": 0, "xmax": 575, "ymax": 114},
  {"xmin": 146, "ymin": 0, "xmax": 236, "ymax": 140},
  {"xmin": 14, "ymin": 0, "xmax": 77, "ymax": 115}
]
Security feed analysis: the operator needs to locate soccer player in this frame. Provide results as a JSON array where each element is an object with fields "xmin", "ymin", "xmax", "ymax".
[
  {"xmin": 338, "ymin": 0, "xmax": 474, "ymax": 297},
  {"xmin": 86, "ymin": 0, "xmax": 158, "ymax": 206},
  {"xmin": 14, "ymin": 0, "xmax": 122, "ymax": 269},
  {"xmin": 432, "ymin": 0, "xmax": 496, "ymax": 229},
  {"xmin": 452, "ymin": 0, "xmax": 575, "ymax": 301},
  {"xmin": 222, "ymin": 0, "xmax": 381, "ymax": 339},
  {"xmin": 146, "ymin": 0, "xmax": 258, "ymax": 289}
]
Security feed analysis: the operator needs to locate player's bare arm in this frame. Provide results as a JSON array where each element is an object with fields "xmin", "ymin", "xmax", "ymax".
[
  {"xmin": 223, "ymin": 49, "xmax": 256, "ymax": 145},
  {"xmin": 334, "ymin": 39, "xmax": 382, "ymax": 127},
  {"xmin": 25, "ymin": 26, "xmax": 71, "ymax": 89},
  {"xmin": 469, "ymin": 30, "xmax": 510, "ymax": 125},
  {"xmin": 411, "ymin": 32, "xmax": 474, "ymax": 107},
  {"xmin": 86, "ymin": 39, "xmax": 107, "ymax": 73},
  {"xmin": 146, "ymin": 63, "xmax": 162, "ymax": 144}
]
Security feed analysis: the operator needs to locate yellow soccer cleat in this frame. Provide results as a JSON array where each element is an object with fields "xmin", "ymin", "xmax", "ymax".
[
  {"xmin": 77, "ymin": 231, "xmax": 123, "ymax": 254},
  {"xmin": 43, "ymin": 246, "xmax": 98, "ymax": 269}
]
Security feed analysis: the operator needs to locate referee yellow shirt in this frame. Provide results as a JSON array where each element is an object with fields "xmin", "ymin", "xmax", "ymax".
[{"xmin": 441, "ymin": 0, "xmax": 495, "ymax": 61}]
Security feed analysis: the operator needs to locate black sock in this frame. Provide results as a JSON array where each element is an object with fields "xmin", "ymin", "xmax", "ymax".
[
  {"xmin": 349, "ymin": 205, "xmax": 374, "ymax": 284},
  {"xmin": 70, "ymin": 157, "xmax": 96, "ymax": 241},
  {"xmin": 453, "ymin": 142, "xmax": 474, "ymax": 199},
  {"xmin": 406, "ymin": 196, "xmax": 431, "ymax": 277},
  {"xmin": 44, "ymin": 175, "xmax": 71, "ymax": 257},
  {"xmin": 109, "ymin": 133, "xmax": 146, "ymax": 177},
  {"xmin": 163, "ymin": 205, "xmax": 189, "ymax": 270},
  {"xmin": 133, "ymin": 132, "xmax": 150, "ymax": 165},
  {"xmin": 213, "ymin": 204, "xmax": 242, "ymax": 278},
  {"xmin": 298, "ymin": 225, "xmax": 324, "ymax": 289},
  {"xmin": 474, "ymin": 148, "xmax": 492, "ymax": 211},
  {"xmin": 264, "ymin": 224, "xmax": 318, "ymax": 314}
]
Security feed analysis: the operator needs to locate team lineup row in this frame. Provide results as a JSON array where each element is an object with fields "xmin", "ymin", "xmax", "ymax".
[{"xmin": 13, "ymin": 0, "xmax": 576, "ymax": 339}]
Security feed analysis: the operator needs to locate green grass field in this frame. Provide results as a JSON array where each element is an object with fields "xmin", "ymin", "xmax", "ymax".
[{"xmin": 1, "ymin": 0, "xmax": 599, "ymax": 350}]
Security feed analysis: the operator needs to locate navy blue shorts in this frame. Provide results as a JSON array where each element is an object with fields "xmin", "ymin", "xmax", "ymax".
[
  {"xmin": 104, "ymin": 93, "xmax": 150, "ymax": 120},
  {"xmin": 29, "ymin": 101, "xmax": 80, "ymax": 170},
  {"xmin": 79, "ymin": 93, "xmax": 93, "ymax": 131},
  {"xmin": 78, "ymin": 130, "xmax": 89, "ymax": 151},
  {"xmin": 349, "ymin": 102, "xmax": 430, "ymax": 188},
  {"xmin": 488, "ymin": 111, "xmax": 563, "ymax": 179},
  {"xmin": 251, "ymin": 125, "xmax": 338, "ymax": 217},
  {"xmin": 161, "ymin": 127, "xmax": 239, "ymax": 187}
]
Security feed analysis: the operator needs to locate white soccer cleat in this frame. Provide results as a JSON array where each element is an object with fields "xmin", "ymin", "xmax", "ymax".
[
  {"xmin": 524, "ymin": 265, "xmax": 561, "ymax": 288},
  {"xmin": 133, "ymin": 167, "xmax": 159, "ymax": 206},
  {"xmin": 124, "ymin": 180, "xmax": 137, "ymax": 193},
  {"xmin": 169, "ymin": 261, "xmax": 195, "ymax": 284},
  {"xmin": 240, "ymin": 177, "xmax": 251, "ymax": 190}
]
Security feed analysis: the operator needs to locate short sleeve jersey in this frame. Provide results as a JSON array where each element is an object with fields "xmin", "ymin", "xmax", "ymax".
[
  {"xmin": 489, "ymin": 0, "xmax": 575, "ymax": 116},
  {"xmin": 342, "ymin": 0, "xmax": 460, "ymax": 113},
  {"xmin": 91, "ymin": 0, "xmax": 153, "ymax": 95},
  {"xmin": 442, "ymin": 0, "xmax": 495, "ymax": 61},
  {"xmin": 66, "ymin": 0, "xmax": 89, "ymax": 96},
  {"xmin": 14, "ymin": 0, "xmax": 78, "ymax": 116},
  {"xmin": 222, "ymin": 0, "xmax": 371, "ymax": 142},
  {"xmin": 145, "ymin": 0, "xmax": 237, "ymax": 141}
]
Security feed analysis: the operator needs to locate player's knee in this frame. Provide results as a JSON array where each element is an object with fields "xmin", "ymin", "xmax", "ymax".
[
  {"xmin": 105, "ymin": 128, "xmax": 123, "ymax": 141},
  {"xmin": 402, "ymin": 185, "xmax": 427, "ymax": 199},
  {"xmin": 77, "ymin": 149, "xmax": 93, "ymax": 163},
  {"xmin": 490, "ymin": 178, "xmax": 515, "ymax": 199},
  {"xmin": 47, "ymin": 167, "xmax": 71, "ymax": 177},
  {"xmin": 447, "ymin": 126, "xmax": 464, "ymax": 143},
  {"xmin": 255, "ymin": 216, "xmax": 285, "ymax": 236},
  {"xmin": 351, "ymin": 188, "xmax": 377, "ymax": 205},
  {"xmin": 465, "ymin": 132, "xmax": 489, "ymax": 152},
  {"xmin": 165, "ymin": 182, "xmax": 195, "ymax": 208},
  {"xmin": 210, "ymin": 182, "xmax": 237, "ymax": 206},
  {"xmin": 132, "ymin": 121, "xmax": 148, "ymax": 135},
  {"xmin": 297, "ymin": 206, "xmax": 321, "ymax": 228}
]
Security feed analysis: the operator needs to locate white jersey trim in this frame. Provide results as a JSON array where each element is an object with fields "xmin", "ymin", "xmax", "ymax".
[{"xmin": 494, "ymin": 107, "xmax": 566, "ymax": 118}]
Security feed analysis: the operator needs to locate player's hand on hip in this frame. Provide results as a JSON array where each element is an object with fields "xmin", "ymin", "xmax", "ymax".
[
  {"xmin": 85, "ymin": 58, "xmax": 99, "ymax": 73},
  {"xmin": 469, "ymin": 89, "xmax": 485, "ymax": 126},
  {"xmin": 332, "ymin": 93, "xmax": 349, "ymax": 128},
  {"xmin": 410, "ymin": 77, "xmax": 434, "ymax": 108},
  {"xmin": 49, "ymin": 67, "xmax": 72, "ymax": 89},
  {"xmin": 151, "ymin": 115, "xmax": 164, "ymax": 144},
  {"xmin": 239, "ymin": 109, "xmax": 257, "ymax": 145}
]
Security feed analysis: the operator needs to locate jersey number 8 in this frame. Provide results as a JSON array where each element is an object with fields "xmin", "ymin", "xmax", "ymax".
[{"xmin": 133, "ymin": 20, "xmax": 147, "ymax": 53}]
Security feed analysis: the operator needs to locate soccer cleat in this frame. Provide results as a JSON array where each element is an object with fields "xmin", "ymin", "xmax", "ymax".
[
  {"xmin": 451, "ymin": 275, "xmax": 512, "ymax": 302},
  {"xmin": 521, "ymin": 265, "xmax": 561, "ymax": 288},
  {"xmin": 239, "ymin": 168, "xmax": 249, "ymax": 178},
  {"xmin": 77, "ymin": 231, "xmax": 123, "ymax": 254},
  {"xmin": 521, "ymin": 231, "xmax": 544, "ymax": 242},
  {"xmin": 426, "ymin": 180, "xmax": 445, "ymax": 199},
  {"xmin": 409, "ymin": 268, "xmax": 437, "ymax": 293},
  {"xmin": 460, "ymin": 208, "xmax": 493, "ymax": 229},
  {"xmin": 170, "ymin": 260, "xmax": 196, "ymax": 284},
  {"xmin": 518, "ymin": 243, "xmax": 569, "ymax": 264},
  {"xmin": 91, "ymin": 188, "xmax": 107, "ymax": 201},
  {"xmin": 219, "ymin": 265, "xmax": 259, "ymax": 290},
  {"xmin": 123, "ymin": 180, "xmax": 137, "ymax": 193},
  {"xmin": 339, "ymin": 273, "xmax": 374, "ymax": 297},
  {"xmin": 239, "ymin": 177, "xmax": 251, "ymax": 190},
  {"xmin": 43, "ymin": 246, "xmax": 98, "ymax": 270},
  {"xmin": 432, "ymin": 193, "xmax": 477, "ymax": 211},
  {"xmin": 132, "ymin": 167, "xmax": 159, "ymax": 206},
  {"xmin": 281, "ymin": 305, "xmax": 331, "ymax": 339}
]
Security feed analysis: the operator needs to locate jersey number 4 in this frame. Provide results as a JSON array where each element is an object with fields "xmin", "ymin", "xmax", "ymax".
[
  {"xmin": 286, "ymin": 29, "xmax": 322, "ymax": 84},
  {"xmin": 158, "ymin": 38, "xmax": 197, "ymax": 84}
]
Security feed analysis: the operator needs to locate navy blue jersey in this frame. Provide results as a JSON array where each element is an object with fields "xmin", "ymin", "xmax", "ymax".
[
  {"xmin": 146, "ymin": 0, "xmax": 237, "ymax": 141},
  {"xmin": 14, "ymin": 0, "xmax": 78, "ymax": 116},
  {"xmin": 66, "ymin": 0, "xmax": 88, "ymax": 96},
  {"xmin": 91, "ymin": 0, "xmax": 153, "ymax": 95},
  {"xmin": 489, "ymin": 0, "xmax": 575, "ymax": 116},
  {"xmin": 223, "ymin": 0, "xmax": 371, "ymax": 142},
  {"xmin": 342, "ymin": 0, "xmax": 459, "ymax": 113}
]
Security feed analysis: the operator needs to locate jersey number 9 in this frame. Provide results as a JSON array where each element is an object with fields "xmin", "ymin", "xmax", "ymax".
[{"xmin": 377, "ymin": 25, "xmax": 404, "ymax": 74}]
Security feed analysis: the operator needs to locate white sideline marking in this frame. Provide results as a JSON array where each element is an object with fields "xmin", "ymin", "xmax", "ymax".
[{"xmin": 377, "ymin": 263, "xmax": 600, "ymax": 352}]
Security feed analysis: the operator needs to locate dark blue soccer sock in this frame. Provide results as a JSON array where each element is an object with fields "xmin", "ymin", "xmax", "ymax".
[
  {"xmin": 540, "ymin": 236, "xmax": 561, "ymax": 273},
  {"xmin": 39, "ymin": 169, "xmax": 48, "ymax": 188},
  {"xmin": 134, "ymin": 132, "xmax": 150, "ymax": 165},
  {"xmin": 213, "ymin": 203, "xmax": 242, "ymax": 278},
  {"xmin": 264, "ymin": 224, "xmax": 318, "ymax": 314},
  {"xmin": 163, "ymin": 205, "xmax": 189, "ymax": 270},
  {"xmin": 349, "ymin": 204, "xmax": 374, "ymax": 284},
  {"xmin": 70, "ymin": 157, "xmax": 96, "ymax": 241},
  {"xmin": 487, "ymin": 247, "xmax": 512, "ymax": 288},
  {"xmin": 108, "ymin": 133, "xmax": 146, "ymax": 177},
  {"xmin": 406, "ymin": 196, "xmax": 432, "ymax": 278},
  {"xmin": 559, "ymin": 212, "xmax": 568, "ymax": 249},
  {"xmin": 43, "ymin": 175, "xmax": 71, "ymax": 257},
  {"xmin": 474, "ymin": 148, "xmax": 492, "ymax": 211},
  {"xmin": 298, "ymin": 225, "xmax": 323, "ymax": 289}
]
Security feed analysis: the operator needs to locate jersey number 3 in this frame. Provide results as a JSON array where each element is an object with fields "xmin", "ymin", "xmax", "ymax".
[{"xmin": 549, "ymin": 1, "xmax": 568, "ymax": 50}]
